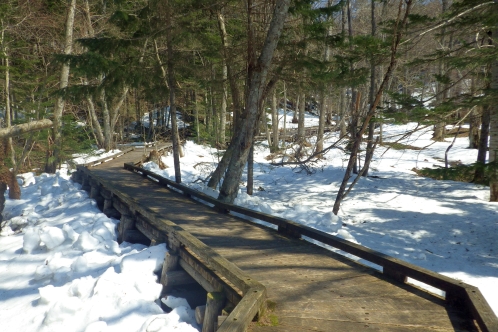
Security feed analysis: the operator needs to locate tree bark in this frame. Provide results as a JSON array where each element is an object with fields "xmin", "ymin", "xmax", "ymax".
[
  {"xmin": 166, "ymin": 0, "xmax": 182, "ymax": 184},
  {"xmin": 217, "ymin": 0, "xmax": 291, "ymax": 204},
  {"xmin": 271, "ymin": 88, "xmax": 279, "ymax": 151},
  {"xmin": 46, "ymin": 0, "xmax": 76, "ymax": 173},
  {"xmin": 474, "ymin": 105, "xmax": 490, "ymax": 183},
  {"xmin": 0, "ymin": 119, "xmax": 53, "ymax": 139},
  {"xmin": 363, "ymin": 0, "xmax": 377, "ymax": 177},
  {"xmin": 297, "ymin": 91, "xmax": 306, "ymax": 143},
  {"xmin": 489, "ymin": 24, "xmax": 498, "ymax": 201},
  {"xmin": 220, "ymin": 62, "xmax": 228, "ymax": 146},
  {"xmin": 333, "ymin": 0, "xmax": 413, "ymax": 215}
]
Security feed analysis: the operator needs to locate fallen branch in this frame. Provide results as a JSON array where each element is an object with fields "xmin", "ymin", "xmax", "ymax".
[
  {"xmin": 0, "ymin": 119, "xmax": 53, "ymax": 139},
  {"xmin": 270, "ymin": 135, "xmax": 347, "ymax": 166}
]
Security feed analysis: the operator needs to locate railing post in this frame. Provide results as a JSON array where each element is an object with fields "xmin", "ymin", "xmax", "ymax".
[{"xmin": 202, "ymin": 292, "xmax": 226, "ymax": 332}]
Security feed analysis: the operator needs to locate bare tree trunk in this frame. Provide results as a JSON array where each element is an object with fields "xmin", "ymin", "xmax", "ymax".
[
  {"xmin": 474, "ymin": 105, "xmax": 490, "ymax": 183},
  {"xmin": 218, "ymin": 0, "xmax": 290, "ymax": 203},
  {"xmin": 218, "ymin": 12, "xmax": 242, "ymax": 140},
  {"xmin": 432, "ymin": 0, "xmax": 449, "ymax": 142},
  {"xmin": 166, "ymin": 0, "xmax": 182, "ymax": 183},
  {"xmin": 333, "ymin": 0, "xmax": 413, "ymax": 215},
  {"xmin": 247, "ymin": 145, "xmax": 254, "ymax": 195},
  {"xmin": 86, "ymin": 96, "xmax": 105, "ymax": 148},
  {"xmin": 100, "ymin": 89, "xmax": 112, "ymax": 151},
  {"xmin": 469, "ymin": 106, "xmax": 481, "ymax": 149},
  {"xmin": 282, "ymin": 81, "xmax": 287, "ymax": 147},
  {"xmin": 46, "ymin": 0, "xmax": 76, "ymax": 173},
  {"xmin": 1, "ymin": 38, "xmax": 15, "ymax": 168},
  {"xmin": 297, "ymin": 91, "xmax": 306, "ymax": 143},
  {"xmin": 363, "ymin": 0, "xmax": 377, "ymax": 177},
  {"xmin": 489, "ymin": 25, "xmax": 498, "ymax": 201},
  {"xmin": 220, "ymin": 63, "xmax": 227, "ymax": 146},
  {"xmin": 271, "ymin": 88, "xmax": 279, "ymax": 151},
  {"xmin": 316, "ymin": 0, "xmax": 333, "ymax": 156}
]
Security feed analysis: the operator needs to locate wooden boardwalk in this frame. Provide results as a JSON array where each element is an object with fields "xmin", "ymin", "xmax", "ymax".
[{"xmin": 86, "ymin": 148, "xmax": 484, "ymax": 331}]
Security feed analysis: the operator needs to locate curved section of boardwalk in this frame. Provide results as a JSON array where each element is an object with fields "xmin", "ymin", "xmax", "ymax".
[{"xmin": 89, "ymin": 149, "xmax": 478, "ymax": 331}]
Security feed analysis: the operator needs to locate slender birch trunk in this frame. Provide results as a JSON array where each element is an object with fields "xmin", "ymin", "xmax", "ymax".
[{"xmin": 46, "ymin": 0, "xmax": 76, "ymax": 173}]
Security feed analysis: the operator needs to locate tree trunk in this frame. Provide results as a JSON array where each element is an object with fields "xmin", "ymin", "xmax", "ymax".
[
  {"xmin": 46, "ymin": 0, "xmax": 76, "ymax": 173},
  {"xmin": 333, "ymin": 0, "xmax": 413, "ymax": 215},
  {"xmin": 282, "ymin": 81, "xmax": 287, "ymax": 147},
  {"xmin": 474, "ymin": 105, "xmax": 490, "ymax": 183},
  {"xmin": 316, "ymin": 0, "xmax": 333, "ymax": 156},
  {"xmin": 432, "ymin": 0, "xmax": 449, "ymax": 142},
  {"xmin": 86, "ymin": 96, "xmax": 105, "ymax": 148},
  {"xmin": 297, "ymin": 91, "xmax": 306, "ymax": 143},
  {"xmin": 218, "ymin": 12, "xmax": 242, "ymax": 141},
  {"xmin": 271, "ymin": 88, "xmax": 279, "ymax": 151},
  {"xmin": 220, "ymin": 63, "xmax": 227, "ymax": 146},
  {"xmin": 166, "ymin": 0, "xmax": 182, "ymax": 184},
  {"xmin": 489, "ymin": 26, "xmax": 498, "ymax": 201},
  {"xmin": 469, "ymin": 106, "xmax": 481, "ymax": 149},
  {"xmin": 217, "ymin": 0, "xmax": 291, "ymax": 204},
  {"xmin": 100, "ymin": 89, "xmax": 112, "ymax": 151},
  {"xmin": 2, "ymin": 44, "xmax": 15, "ymax": 169},
  {"xmin": 363, "ymin": 0, "xmax": 377, "ymax": 177}
]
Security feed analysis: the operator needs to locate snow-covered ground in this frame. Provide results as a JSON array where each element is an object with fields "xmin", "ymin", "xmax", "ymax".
[
  {"xmin": 0, "ymin": 150, "xmax": 200, "ymax": 332},
  {"xmin": 1, "ymin": 115, "xmax": 497, "ymax": 332},
  {"xmin": 143, "ymin": 119, "xmax": 498, "ymax": 316}
]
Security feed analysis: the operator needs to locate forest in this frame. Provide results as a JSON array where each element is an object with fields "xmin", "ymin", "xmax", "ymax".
[{"xmin": 1, "ymin": 0, "xmax": 498, "ymax": 210}]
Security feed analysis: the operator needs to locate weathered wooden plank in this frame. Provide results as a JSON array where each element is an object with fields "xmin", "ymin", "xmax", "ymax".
[
  {"xmin": 464, "ymin": 286, "xmax": 498, "ymax": 332},
  {"xmin": 82, "ymin": 157, "xmax": 494, "ymax": 332},
  {"xmin": 162, "ymin": 270, "xmax": 197, "ymax": 287},
  {"xmin": 179, "ymin": 258, "xmax": 223, "ymax": 293},
  {"xmin": 202, "ymin": 292, "xmax": 225, "ymax": 332},
  {"xmin": 218, "ymin": 287, "xmax": 266, "ymax": 332}
]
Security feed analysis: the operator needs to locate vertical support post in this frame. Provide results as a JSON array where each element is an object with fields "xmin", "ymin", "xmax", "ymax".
[
  {"xmin": 90, "ymin": 182, "xmax": 100, "ymax": 199},
  {"xmin": 160, "ymin": 251, "xmax": 179, "ymax": 287},
  {"xmin": 202, "ymin": 292, "xmax": 225, "ymax": 332},
  {"xmin": 118, "ymin": 214, "xmax": 135, "ymax": 243}
]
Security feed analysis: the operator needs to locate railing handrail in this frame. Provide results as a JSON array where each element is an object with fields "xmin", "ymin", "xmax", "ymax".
[
  {"xmin": 77, "ymin": 164, "xmax": 266, "ymax": 332},
  {"xmin": 123, "ymin": 162, "xmax": 498, "ymax": 332}
]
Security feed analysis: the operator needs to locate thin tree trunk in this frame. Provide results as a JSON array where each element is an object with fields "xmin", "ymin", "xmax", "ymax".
[
  {"xmin": 166, "ymin": 0, "xmax": 182, "ymax": 183},
  {"xmin": 247, "ymin": 145, "xmax": 254, "ymax": 195},
  {"xmin": 271, "ymin": 88, "xmax": 279, "ymax": 151},
  {"xmin": 218, "ymin": 12, "xmax": 242, "ymax": 140},
  {"xmin": 220, "ymin": 63, "xmax": 227, "ymax": 146},
  {"xmin": 297, "ymin": 91, "xmax": 306, "ymax": 143},
  {"xmin": 46, "ymin": 0, "xmax": 76, "ymax": 172},
  {"xmin": 474, "ymin": 105, "xmax": 490, "ymax": 183},
  {"xmin": 333, "ymin": 0, "xmax": 413, "ymax": 215},
  {"xmin": 282, "ymin": 81, "xmax": 287, "ymax": 147},
  {"xmin": 489, "ymin": 25, "xmax": 498, "ymax": 200},
  {"xmin": 363, "ymin": 0, "xmax": 377, "ymax": 177},
  {"xmin": 1, "ymin": 39, "xmax": 15, "ymax": 168},
  {"xmin": 86, "ymin": 96, "xmax": 105, "ymax": 148}
]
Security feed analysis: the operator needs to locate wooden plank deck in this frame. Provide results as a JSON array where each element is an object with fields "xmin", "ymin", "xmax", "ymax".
[{"xmin": 89, "ymin": 149, "xmax": 479, "ymax": 332}]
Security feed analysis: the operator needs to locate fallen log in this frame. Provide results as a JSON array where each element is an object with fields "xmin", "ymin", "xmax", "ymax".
[{"xmin": 0, "ymin": 119, "xmax": 53, "ymax": 139}]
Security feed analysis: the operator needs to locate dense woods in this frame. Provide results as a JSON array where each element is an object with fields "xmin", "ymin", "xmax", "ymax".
[{"xmin": 1, "ymin": 0, "xmax": 497, "ymax": 206}]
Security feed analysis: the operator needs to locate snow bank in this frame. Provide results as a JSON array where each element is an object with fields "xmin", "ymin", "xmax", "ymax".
[{"xmin": 0, "ymin": 170, "xmax": 200, "ymax": 331}]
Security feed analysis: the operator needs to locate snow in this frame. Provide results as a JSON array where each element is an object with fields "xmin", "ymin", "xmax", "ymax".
[
  {"xmin": 0, "ymin": 170, "xmax": 200, "ymax": 331},
  {"xmin": 1, "ymin": 113, "xmax": 497, "ymax": 331},
  {"xmin": 145, "ymin": 119, "xmax": 498, "ymax": 315}
]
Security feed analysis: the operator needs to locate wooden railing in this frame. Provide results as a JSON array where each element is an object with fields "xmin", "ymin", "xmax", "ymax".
[
  {"xmin": 124, "ymin": 162, "xmax": 498, "ymax": 332},
  {"xmin": 75, "ymin": 163, "xmax": 266, "ymax": 332}
]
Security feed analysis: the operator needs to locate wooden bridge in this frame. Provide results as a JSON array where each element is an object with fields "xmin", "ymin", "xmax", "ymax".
[{"xmin": 72, "ymin": 146, "xmax": 498, "ymax": 332}]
